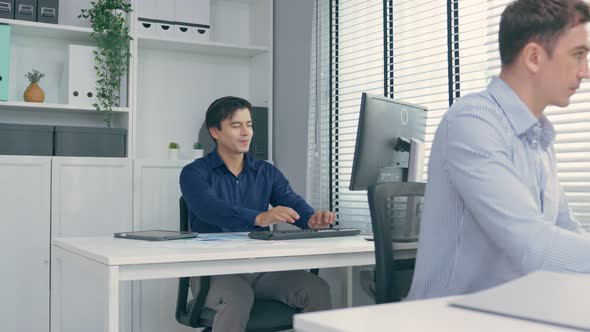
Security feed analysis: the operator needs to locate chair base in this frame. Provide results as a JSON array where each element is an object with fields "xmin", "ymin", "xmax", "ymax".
[{"xmin": 184, "ymin": 299, "xmax": 300, "ymax": 332}]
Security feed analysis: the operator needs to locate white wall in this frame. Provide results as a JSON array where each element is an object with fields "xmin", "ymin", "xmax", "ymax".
[{"xmin": 272, "ymin": 0, "xmax": 313, "ymax": 199}]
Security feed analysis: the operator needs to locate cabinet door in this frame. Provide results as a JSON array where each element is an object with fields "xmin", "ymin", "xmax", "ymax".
[
  {"xmin": 132, "ymin": 159, "xmax": 194, "ymax": 332},
  {"xmin": 51, "ymin": 157, "xmax": 132, "ymax": 236},
  {"xmin": 0, "ymin": 156, "xmax": 50, "ymax": 332},
  {"xmin": 50, "ymin": 157, "xmax": 132, "ymax": 332}
]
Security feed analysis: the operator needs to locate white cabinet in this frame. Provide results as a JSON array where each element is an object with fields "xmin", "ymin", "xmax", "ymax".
[
  {"xmin": 132, "ymin": 159, "xmax": 193, "ymax": 332},
  {"xmin": 132, "ymin": 159, "xmax": 187, "ymax": 231},
  {"xmin": 1, "ymin": 0, "xmax": 274, "ymax": 331},
  {"xmin": 50, "ymin": 157, "xmax": 133, "ymax": 332},
  {"xmin": 0, "ymin": 156, "xmax": 51, "ymax": 332},
  {"xmin": 1, "ymin": 0, "xmax": 273, "ymax": 158},
  {"xmin": 51, "ymin": 157, "xmax": 133, "ymax": 237}
]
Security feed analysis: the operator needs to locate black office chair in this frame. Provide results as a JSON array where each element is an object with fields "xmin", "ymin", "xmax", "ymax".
[
  {"xmin": 367, "ymin": 182, "xmax": 425, "ymax": 304},
  {"xmin": 175, "ymin": 197, "xmax": 313, "ymax": 332}
]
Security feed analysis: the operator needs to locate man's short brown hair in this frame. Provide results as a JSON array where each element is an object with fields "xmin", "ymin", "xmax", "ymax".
[{"xmin": 499, "ymin": 0, "xmax": 590, "ymax": 66}]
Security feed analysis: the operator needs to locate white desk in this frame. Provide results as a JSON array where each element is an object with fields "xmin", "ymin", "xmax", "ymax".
[
  {"xmin": 294, "ymin": 296, "xmax": 570, "ymax": 332},
  {"xmin": 51, "ymin": 234, "xmax": 416, "ymax": 332}
]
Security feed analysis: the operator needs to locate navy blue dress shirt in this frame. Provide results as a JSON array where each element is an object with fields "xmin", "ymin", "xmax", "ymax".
[{"xmin": 179, "ymin": 149, "xmax": 315, "ymax": 233}]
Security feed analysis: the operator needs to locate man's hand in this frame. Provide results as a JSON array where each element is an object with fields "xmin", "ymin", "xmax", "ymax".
[
  {"xmin": 308, "ymin": 210, "xmax": 336, "ymax": 229},
  {"xmin": 255, "ymin": 206, "xmax": 300, "ymax": 227}
]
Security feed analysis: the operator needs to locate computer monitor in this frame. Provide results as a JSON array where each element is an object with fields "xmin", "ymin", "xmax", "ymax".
[{"xmin": 349, "ymin": 93, "xmax": 427, "ymax": 191}]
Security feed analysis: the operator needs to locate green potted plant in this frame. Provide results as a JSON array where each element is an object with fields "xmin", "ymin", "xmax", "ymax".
[
  {"xmin": 24, "ymin": 69, "xmax": 45, "ymax": 103},
  {"xmin": 192, "ymin": 142, "xmax": 204, "ymax": 159},
  {"xmin": 79, "ymin": 0, "xmax": 132, "ymax": 128},
  {"xmin": 168, "ymin": 142, "xmax": 180, "ymax": 160}
]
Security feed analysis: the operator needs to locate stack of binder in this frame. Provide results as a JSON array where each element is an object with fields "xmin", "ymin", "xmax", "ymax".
[
  {"xmin": 0, "ymin": 24, "xmax": 9, "ymax": 102},
  {"xmin": 137, "ymin": 0, "xmax": 210, "ymax": 42},
  {"xmin": 0, "ymin": 0, "xmax": 58, "ymax": 24}
]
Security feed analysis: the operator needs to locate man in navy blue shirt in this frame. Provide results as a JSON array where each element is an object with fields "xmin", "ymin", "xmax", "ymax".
[{"xmin": 180, "ymin": 96, "xmax": 335, "ymax": 332}]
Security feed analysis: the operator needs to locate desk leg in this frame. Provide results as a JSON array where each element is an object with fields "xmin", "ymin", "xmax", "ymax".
[
  {"xmin": 51, "ymin": 246, "xmax": 120, "ymax": 332},
  {"xmin": 334, "ymin": 266, "xmax": 355, "ymax": 308},
  {"xmin": 106, "ymin": 267, "xmax": 120, "ymax": 332},
  {"xmin": 345, "ymin": 266, "xmax": 353, "ymax": 307}
]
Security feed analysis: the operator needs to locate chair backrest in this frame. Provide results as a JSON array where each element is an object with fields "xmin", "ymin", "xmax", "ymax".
[
  {"xmin": 368, "ymin": 181, "xmax": 425, "ymax": 304},
  {"xmin": 176, "ymin": 197, "xmax": 206, "ymax": 327},
  {"xmin": 175, "ymin": 196, "xmax": 304, "ymax": 331},
  {"xmin": 179, "ymin": 196, "xmax": 190, "ymax": 232}
]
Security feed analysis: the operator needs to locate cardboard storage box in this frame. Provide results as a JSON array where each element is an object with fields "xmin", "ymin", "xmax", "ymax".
[
  {"xmin": 173, "ymin": 0, "xmax": 210, "ymax": 42},
  {"xmin": 54, "ymin": 126, "xmax": 127, "ymax": 157},
  {"xmin": 0, "ymin": 1, "xmax": 14, "ymax": 19},
  {"xmin": 0, "ymin": 123, "xmax": 54, "ymax": 156},
  {"xmin": 14, "ymin": 0, "xmax": 36, "ymax": 21},
  {"xmin": 37, "ymin": 0, "xmax": 59, "ymax": 24}
]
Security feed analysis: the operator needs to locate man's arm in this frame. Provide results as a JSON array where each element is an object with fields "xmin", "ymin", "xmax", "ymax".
[
  {"xmin": 555, "ymin": 185, "xmax": 585, "ymax": 234},
  {"xmin": 268, "ymin": 166, "xmax": 315, "ymax": 229},
  {"xmin": 444, "ymin": 109, "xmax": 590, "ymax": 273},
  {"xmin": 179, "ymin": 164, "xmax": 262, "ymax": 230}
]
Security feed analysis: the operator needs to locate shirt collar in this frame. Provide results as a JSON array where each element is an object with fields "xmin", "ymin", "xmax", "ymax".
[
  {"xmin": 487, "ymin": 76, "xmax": 556, "ymax": 150},
  {"xmin": 206, "ymin": 148, "xmax": 258, "ymax": 171}
]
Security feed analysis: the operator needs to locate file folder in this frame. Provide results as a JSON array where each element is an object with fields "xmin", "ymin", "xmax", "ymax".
[
  {"xmin": 0, "ymin": 24, "xmax": 9, "ymax": 101},
  {"xmin": 173, "ymin": 0, "xmax": 210, "ymax": 42},
  {"xmin": 14, "ymin": 0, "xmax": 35, "ymax": 21},
  {"xmin": 63, "ymin": 45, "xmax": 98, "ymax": 106},
  {"xmin": 37, "ymin": 0, "xmax": 58, "ymax": 24},
  {"xmin": 0, "ymin": 0, "xmax": 14, "ymax": 19}
]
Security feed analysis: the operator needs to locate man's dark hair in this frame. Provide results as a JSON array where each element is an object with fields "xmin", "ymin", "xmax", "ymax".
[
  {"xmin": 205, "ymin": 96, "xmax": 252, "ymax": 140},
  {"xmin": 499, "ymin": 0, "xmax": 590, "ymax": 66}
]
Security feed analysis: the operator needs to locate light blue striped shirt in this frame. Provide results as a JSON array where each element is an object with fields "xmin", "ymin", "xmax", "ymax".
[{"xmin": 407, "ymin": 77, "xmax": 590, "ymax": 300}]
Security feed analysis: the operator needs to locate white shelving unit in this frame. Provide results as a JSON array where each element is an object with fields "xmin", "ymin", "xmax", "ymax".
[
  {"xmin": 137, "ymin": 36, "xmax": 269, "ymax": 56},
  {"xmin": 1, "ymin": 0, "xmax": 273, "ymax": 160},
  {"xmin": 0, "ymin": 100, "xmax": 129, "ymax": 113},
  {"xmin": 0, "ymin": 17, "xmax": 93, "ymax": 42},
  {"xmin": 0, "ymin": 1, "xmax": 273, "ymax": 331},
  {"xmin": 132, "ymin": 0, "xmax": 273, "ymax": 160}
]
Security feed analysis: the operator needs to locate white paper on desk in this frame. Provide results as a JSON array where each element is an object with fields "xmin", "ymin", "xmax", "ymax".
[
  {"xmin": 450, "ymin": 271, "xmax": 590, "ymax": 331},
  {"xmin": 139, "ymin": 233, "xmax": 287, "ymax": 249}
]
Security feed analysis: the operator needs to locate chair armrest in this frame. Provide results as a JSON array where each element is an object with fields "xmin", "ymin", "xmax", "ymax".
[
  {"xmin": 175, "ymin": 277, "xmax": 190, "ymax": 323},
  {"xmin": 187, "ymin": 276, "xmax": 211, "ymax": 326},
  {"xmin": 176, "ymin": 276, "xmax": 211, "ymax": 327}
]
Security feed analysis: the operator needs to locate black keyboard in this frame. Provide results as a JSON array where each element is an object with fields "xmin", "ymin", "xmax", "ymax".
[{"xmin": 248, "ymin": 227, "xmax": 361, "ymax": 240}]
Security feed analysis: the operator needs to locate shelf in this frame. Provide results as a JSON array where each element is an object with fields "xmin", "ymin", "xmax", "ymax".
[
  {"xmin": 137, "ymin": 36, "xmax": 269, "ymax": 57},
  {"xmin": 0, "ymin": 101, "xmax": 129, "ymax": 114},
  {"xmin": 0, "ymin": 18, "xmax": 93, "ymax": 43}
]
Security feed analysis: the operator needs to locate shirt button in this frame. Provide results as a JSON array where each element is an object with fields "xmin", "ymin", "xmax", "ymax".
[
  {"xmin": 236, "ymin": 180, "xmax": 239, "ymax": 184},
  {"xmin": 530, "ymin": 139, "xmax": 538, "ymax": 148}
]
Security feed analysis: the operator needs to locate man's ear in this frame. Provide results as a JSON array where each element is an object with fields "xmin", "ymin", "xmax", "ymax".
[
  {"xmin": 209, "ymin": 127, "xmax": 219, "ymax": 140},
  {"xmin": 521, "ymin": 42, "xmax": 545, "ymax": 73}
]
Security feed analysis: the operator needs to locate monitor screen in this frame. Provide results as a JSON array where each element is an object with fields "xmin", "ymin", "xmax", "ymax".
[{"xmin": 349, "ymin": 93, "xmax": 427, "ymax": 191}]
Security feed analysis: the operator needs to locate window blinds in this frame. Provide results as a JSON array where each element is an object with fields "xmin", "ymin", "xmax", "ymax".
[
  {"xmin": 311, "ymin": 0, "xmax": 590, "ymax": 231},
  {"xmin": 485, "ymin": 0, "xmax": 590, "ymax": 228},
  {"xmin": 307, "ymin": 0, "xmax": 331, "ymax": 211},
  {"xmin": 328, "ymin": 0, "xmax": 385, "ymax": 232},
  {"xmin": 326, "ymin": 0, "xmax": 451, "ymax": 232}
]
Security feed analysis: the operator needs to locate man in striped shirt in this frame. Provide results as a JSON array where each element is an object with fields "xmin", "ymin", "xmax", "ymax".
[{"xmin": 407, "ymin": 0, "xmax": 590, "ymax": 300}]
